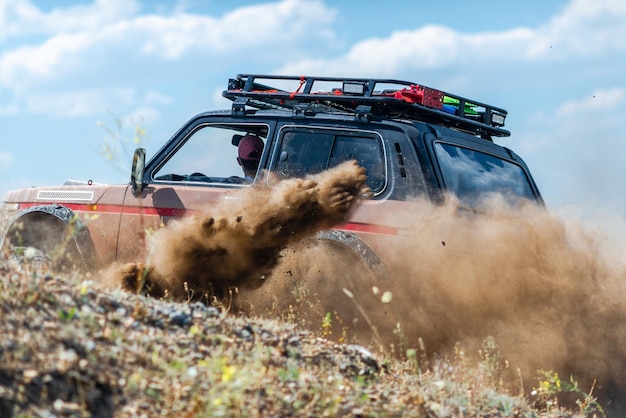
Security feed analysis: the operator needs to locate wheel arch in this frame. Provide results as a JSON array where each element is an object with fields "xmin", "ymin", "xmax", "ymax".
[
  {"xmin": 3, "ymin": 205, "xmax": 97, "ymax": 270},
  {"xmin": 315, "ymin": 229, "xmax": 387, "ymax": 280}
]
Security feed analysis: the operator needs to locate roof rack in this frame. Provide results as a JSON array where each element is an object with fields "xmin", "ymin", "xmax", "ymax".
[{"xmin": 223, "ymin": 74, "xmax": 510, "ymax": 138}]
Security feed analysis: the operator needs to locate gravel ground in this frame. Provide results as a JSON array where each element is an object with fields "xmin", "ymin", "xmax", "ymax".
[{"xmin": 0, "ymin": 262, "xmax": 586, "ymax": 418}]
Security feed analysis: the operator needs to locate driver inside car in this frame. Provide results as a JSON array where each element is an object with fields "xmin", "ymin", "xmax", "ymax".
[{"xmin": 236, "ymin": 134, "xmax": 264, "ymax": 181}]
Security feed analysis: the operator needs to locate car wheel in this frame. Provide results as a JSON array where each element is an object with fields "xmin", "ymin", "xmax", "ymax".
[{"xmin": 8, "ymin": 246, "xmax": 52, "ymax": 271}]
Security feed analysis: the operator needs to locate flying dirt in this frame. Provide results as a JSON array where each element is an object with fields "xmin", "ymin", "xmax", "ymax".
[{"xmin": 98, "ymin": 160, "xmax": 369, "ymax": 303}]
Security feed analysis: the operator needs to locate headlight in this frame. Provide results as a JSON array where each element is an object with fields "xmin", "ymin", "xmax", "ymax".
[{"xmin": 490, "ymin": 111, "xmax": 506, "ymax": 127}]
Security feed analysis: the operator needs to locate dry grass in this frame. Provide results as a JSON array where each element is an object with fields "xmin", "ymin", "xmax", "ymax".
[{"xmin": 0, "ymin": 260, "xmax": 600, "ymax": 418}]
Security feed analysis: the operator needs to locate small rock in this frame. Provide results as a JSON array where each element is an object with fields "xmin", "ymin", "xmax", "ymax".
[{"xmin": 168, "ymin": 311, "xmax": 192, "ymax": 327}]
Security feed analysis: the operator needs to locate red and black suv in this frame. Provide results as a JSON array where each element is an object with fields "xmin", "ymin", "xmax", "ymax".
[{"xmin": 0, "ymin": 74, "xmax": 543, "ymax": 275}]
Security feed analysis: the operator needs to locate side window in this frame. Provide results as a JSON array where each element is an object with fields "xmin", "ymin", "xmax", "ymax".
[
  {"xmin": 275, "ymin": 131, "xmax": 334, "ymax": 177},
  {"xmin": 273, "ymin": 129, "xmax": 386, "ymax": 193},
  {"xmin": 153, "ymin": 124, "xmax": 268, "ymax": 185},
  {"xmin": 434, "ymin": 142, "xmax": 535, "ymax": 206}
]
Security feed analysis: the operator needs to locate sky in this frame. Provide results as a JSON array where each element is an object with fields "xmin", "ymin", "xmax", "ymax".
[{"xmin": 1, "ymin": 0, "xmax": 626, "ymax": 220}]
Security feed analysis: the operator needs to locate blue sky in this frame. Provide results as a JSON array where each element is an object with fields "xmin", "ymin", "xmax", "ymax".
[{"xmin": 1, "ymin": 0, "xmax": 625, "ymax": 219}]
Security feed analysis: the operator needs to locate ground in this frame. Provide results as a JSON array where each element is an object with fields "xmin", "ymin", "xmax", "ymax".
[{"xmin": 0, "ymin": 263, "xmax": 592, "ymax": 417}]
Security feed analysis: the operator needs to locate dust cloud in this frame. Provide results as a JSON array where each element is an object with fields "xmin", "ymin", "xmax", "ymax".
[
  {"xmin": 99, "ymin": 161, "xmax": 626, "ymax": 411},
  {"xmin": 381, "ymin": 198, "xmax": 626, "ymax": 398},
  {"xmin": 256, "ymin": 195, "xmax": 626, "ymax": 411}
]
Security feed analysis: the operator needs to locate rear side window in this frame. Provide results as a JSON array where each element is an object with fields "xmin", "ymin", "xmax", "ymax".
[
  {"xmin": 434, "ymin": 142, "xmax": 535, "ymax": 206},
  {"xmin": 273, "ymin": 128, "xmax": 386, "ymax": 193}
]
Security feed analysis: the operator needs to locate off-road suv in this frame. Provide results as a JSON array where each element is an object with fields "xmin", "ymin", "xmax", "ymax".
[{"xmin": 0, "ymin": 74, "xmax": 543, "ymax": 276}]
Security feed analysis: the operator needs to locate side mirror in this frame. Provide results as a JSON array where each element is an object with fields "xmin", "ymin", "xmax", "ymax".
[{"xmin": 130, "ymin": 148, "xmax": 146, "ymax": 196}]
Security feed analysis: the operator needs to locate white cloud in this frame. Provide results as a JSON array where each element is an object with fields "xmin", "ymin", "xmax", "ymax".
[
  {"xmin": 129, "ymin": 0, "xmax": 337, "ymax": 59},
  {"xmin": 0, "ymin": 0, "xmax": 337, "ymax": 87},
  {"xmin": 2, "ymin": 0, "xmax": 624, "ymax": 120},
  {"xmin": 0, "ymin": 0, "xmax": 337, "ymax": 117},
  {"xmin": 278, "ymin": 0, "xmax": 626, "ymax": 76},
  {"xmin": 532, "ymin": 0, "xmax": 626, "ymax": 59},
  {"xmin": 0, "ymin": 32, "xmax": 95, "ymax": 91},
  {"xmin": 276, "ymin": 25, "xmax": 535, "ymax": 77},
  {"xmin": 0, "ymin": 0, "xmax": 140, "ymax": 41}
]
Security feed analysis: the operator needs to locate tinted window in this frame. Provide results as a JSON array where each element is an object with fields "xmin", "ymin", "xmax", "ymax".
[
  {"xmin": 274, "ymin": 129, "xmax": 385, "ymax": 192},
  {"xmin": 434, "ymin": 142, "xmax": 535, "ymax": 206}
]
